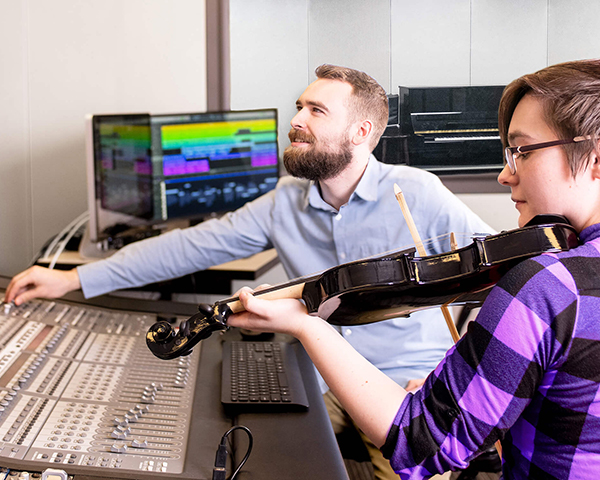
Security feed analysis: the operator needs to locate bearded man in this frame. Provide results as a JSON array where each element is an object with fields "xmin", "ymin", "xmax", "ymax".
[{"xmin": 6, "ymin": 64, "xmax": 492, "ymax": 480}]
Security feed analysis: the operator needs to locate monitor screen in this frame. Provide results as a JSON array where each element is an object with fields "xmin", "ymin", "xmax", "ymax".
[
  {"xmin": 150, "ymin": 109, "xmax": 279, "ymax": 222},
  {"xmin": 85, "ymin": 109, "xmax": 279, "ymax": 245}
]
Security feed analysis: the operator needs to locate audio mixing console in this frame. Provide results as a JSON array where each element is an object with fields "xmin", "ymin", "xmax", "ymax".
[
  {"xmin": 0, "ymin": 297, "xmax": 210, "ymax": 479},
  {"xmin": 0, "ymin": 276, "xmax": 350, "ymax": 480}
]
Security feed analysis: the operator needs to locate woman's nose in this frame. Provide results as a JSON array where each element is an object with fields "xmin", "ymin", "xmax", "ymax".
[{"xmin": 497, "ymin": 163, "xmax": 516, "ymax": 186}]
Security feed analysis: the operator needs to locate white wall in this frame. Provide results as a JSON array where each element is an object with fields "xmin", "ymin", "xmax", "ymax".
[
  {"xmin": 0, "ymin": 0, "xmax": 207, "ymax": 276},
  {"xmin": 230, "ymin": 0, "xmax": 600, "ymax": 232},
  {"xmin": 3, "ymin": 0, "xmax": 598, "ymax": 276}
]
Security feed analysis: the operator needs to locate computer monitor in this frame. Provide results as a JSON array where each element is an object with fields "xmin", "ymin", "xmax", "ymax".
[
  {"xmin": 85, "ymin": 113, "xmax": 153, "ymax": 244},
  {"xmin": 150, "ymin": 110, "xmax": 279, "ymax": 223},
  {"xmin": 85, "ymin": 109, "xmax": 279, "ymax": 246}
]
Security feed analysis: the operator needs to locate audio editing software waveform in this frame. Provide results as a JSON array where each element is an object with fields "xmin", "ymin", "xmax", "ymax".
[
  {"xmin": 0, "ymin": 299, "xmax": 200, "ymax": 477},
  {"xmin": 160, "ymin": 119, "xmax": 278, "ymax": 177},
  {"xmin": 158, "ymin": 117, "xmax": 279, "ymax": 220}
]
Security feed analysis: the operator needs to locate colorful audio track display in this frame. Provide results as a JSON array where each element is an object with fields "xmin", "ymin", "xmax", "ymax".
[
  {"xmin": 92, "ymin": 114, "xmax": 153, "ymax": 221},
  {"xmin": 90, "ymin": 109, "xmax": 279, "ymax": 240},
  {"xmin": 153, "ymin": 110, "xmax": 279, "ymax": 221}
]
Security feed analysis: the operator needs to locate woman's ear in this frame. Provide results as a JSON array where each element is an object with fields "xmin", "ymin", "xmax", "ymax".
[{"xmin": 590, "ymin": 141, "xmax": 600, "ymax": 180}]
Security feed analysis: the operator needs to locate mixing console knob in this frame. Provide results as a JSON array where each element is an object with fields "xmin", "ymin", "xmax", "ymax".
[
  {"xmin": 41, "ymin": 469, "xmax": 69, "ymax": 480},
  {"xmin": 136, "ymin": 404, "xmax": 150, "ymax": 413},
  {"xmin": 18, "ymin": 472, "xmax": 30, "ymax": 479},
  {"xmin": 114, "ymin": 417, "xmax": 128, "ymax": 427},
  {"xmin": 132, "ymin": 438, "xmax": 149, "ymax": 448},
  {"xmin": 111, "ymin": 443, "xmax": 128, "ymax": 454},
  {"xmin": 151, "ymin": 382, "xmax": 164, "ymax": 390},
  {"xmin": 124, "ymin": 413, "xmax": 138, "ymax": 422},
  {"xmin": 112, "ymin": 427, "xmax": 131, "ymax": 439}
]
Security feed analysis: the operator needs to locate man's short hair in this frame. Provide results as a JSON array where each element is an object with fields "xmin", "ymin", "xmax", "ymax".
[
  {"xmin": 498, "ymin": 59, "xmax": 600, "ymax": 175},
  {"xmin": 315, "ymin": 64, "xmax": 389, "ymax": 151}
]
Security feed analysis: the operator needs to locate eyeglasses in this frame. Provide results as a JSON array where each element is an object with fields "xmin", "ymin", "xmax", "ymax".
[{"xmin": 504, "ymin": 135, "xmax": 593, "ymax": 174}]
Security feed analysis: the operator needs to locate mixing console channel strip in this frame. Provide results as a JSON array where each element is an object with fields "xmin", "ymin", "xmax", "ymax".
[{"xmin": 0, "ymin": 298, "xmax": 201, "ymax": 478}]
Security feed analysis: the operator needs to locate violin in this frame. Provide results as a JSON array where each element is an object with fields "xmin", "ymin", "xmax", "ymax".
[{"xmin": 146, "ymin": 215, "xmax": 579, "ymax": 360}]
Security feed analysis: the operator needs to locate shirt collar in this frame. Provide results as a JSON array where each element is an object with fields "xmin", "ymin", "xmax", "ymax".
[
  {"xmin": 305, "ymin": 155, "xmax": 380, "ymax": 211},
  {"xmin": 580, "ymin": 222, "xmax": 600, "ymax": 243},
  {"xmin": 353, "ymin": 154, "xmax": 380, "ymax": 202}
]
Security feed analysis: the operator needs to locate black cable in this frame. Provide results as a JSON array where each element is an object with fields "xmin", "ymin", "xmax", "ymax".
[{"xmin": 212, "ymin": 425, "xmax": 253, "ymax": 480}]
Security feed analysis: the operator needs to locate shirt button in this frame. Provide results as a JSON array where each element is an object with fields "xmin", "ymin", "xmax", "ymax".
[
  {"xmin": 344, "ymin": 329, "xmax": 352, "ymax": 336},
  {"xmin": 339, "ymin": 253, "xmax": 346, "ymax": 260},
  {"xmin": 335, "ymin": 213, "xmax": 342, "ymax": 221}
]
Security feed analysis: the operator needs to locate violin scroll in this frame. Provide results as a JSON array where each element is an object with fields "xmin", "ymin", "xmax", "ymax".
[{"xmin": 146, "ymin": 303, "xmax": 231, "ymax": 360}]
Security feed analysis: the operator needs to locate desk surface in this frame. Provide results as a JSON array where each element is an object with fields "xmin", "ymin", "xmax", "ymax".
[
  {"xmin": 37, "ymin": 249, "xmax": 279, "ymax": 275},
  {"xmin": 0, "ymin": 276, "xmax": 348, "ymax": 480},
  {"xmin": 36, "ymin": 249, "xmax": 281, "ymax": 295}
]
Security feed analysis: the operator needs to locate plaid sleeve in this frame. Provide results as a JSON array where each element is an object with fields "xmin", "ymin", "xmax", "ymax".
[{"xmin": 382, "ymin": 254, "xmax": 579, "ymax": 478}]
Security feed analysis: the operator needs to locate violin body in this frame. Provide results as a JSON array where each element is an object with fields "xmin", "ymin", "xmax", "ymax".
[
  {"xmin": 308, "ymin": 220, "xmax": 578, "ymax": 325},
  {"xmin": 147, "ymin": 216, "xmax": 578, "ymax": 359}
]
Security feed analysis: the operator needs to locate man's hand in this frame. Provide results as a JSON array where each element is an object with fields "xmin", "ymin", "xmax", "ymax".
[{"xmin": 4, "ymin": 266, "xmax": 81, "ymax": 306}]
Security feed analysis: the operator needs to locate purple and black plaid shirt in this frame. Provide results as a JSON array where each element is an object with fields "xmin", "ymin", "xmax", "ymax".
[{"xmin": 383, "ymin": 223, "xmax": 600, "ymax": 479}]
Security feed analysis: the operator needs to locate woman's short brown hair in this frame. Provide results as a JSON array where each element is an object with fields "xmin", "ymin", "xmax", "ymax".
[
  {"xmin": 498, "ymin": 59, "xmax": 600, "ymax": 175},
  {"xmin": 315, "ymin": 64, "xmax": 389, "ymax": 151}
]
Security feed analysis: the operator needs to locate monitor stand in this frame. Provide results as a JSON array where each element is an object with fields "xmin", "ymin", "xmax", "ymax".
[{"xmin": 78, "ymin": 224, "xmax": 117, "ymax": 260}]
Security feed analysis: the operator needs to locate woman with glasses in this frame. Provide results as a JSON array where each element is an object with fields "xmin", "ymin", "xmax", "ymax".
[{"xmin": 228, "ymin": 59, "xmax": 600, "ymax": 479}]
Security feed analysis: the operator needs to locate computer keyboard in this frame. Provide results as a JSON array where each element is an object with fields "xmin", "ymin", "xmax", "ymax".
[{"xmin": 221, "ymin": 341, "xmax": 309, "ymax": 411}]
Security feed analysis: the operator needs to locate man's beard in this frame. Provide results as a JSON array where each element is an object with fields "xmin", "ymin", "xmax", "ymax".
[{"xmin": 283, "ymin": 129, "xmax": 353, "ymax": 182}]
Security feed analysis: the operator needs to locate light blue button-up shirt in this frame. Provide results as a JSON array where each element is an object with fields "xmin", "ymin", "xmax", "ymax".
[{"xmin": 79, "ymin": 156, "xmax": 493, "ymax": 388}]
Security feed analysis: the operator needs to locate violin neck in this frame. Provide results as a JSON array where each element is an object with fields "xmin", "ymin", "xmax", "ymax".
[{"xmin": 216, "ymin": 276, "xmax": 316, "ymax": 314}]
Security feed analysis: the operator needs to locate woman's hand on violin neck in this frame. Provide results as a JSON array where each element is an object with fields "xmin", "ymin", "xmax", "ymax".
[{"xmin": 227, "ymin": 287, "xmax": 315, "ymax": 338}]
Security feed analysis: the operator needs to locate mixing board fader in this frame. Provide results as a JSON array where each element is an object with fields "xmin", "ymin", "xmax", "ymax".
[{"xmin": 0, "ymin": 299, "xmax": 200, "ymax": 477}]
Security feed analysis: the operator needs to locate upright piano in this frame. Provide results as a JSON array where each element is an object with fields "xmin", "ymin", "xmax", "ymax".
[{"xmin": 374, "ymin": 85, "xmax": 506, "ymax": 174}]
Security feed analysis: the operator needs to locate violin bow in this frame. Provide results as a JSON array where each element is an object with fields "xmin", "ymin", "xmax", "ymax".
[
  {"xmin": 393, "ymin": 184, "xmax": 461, "ymax": 342},
  {"xmin": 393, "ymin": 183, "xmax": 502, "ymax": 459}
]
